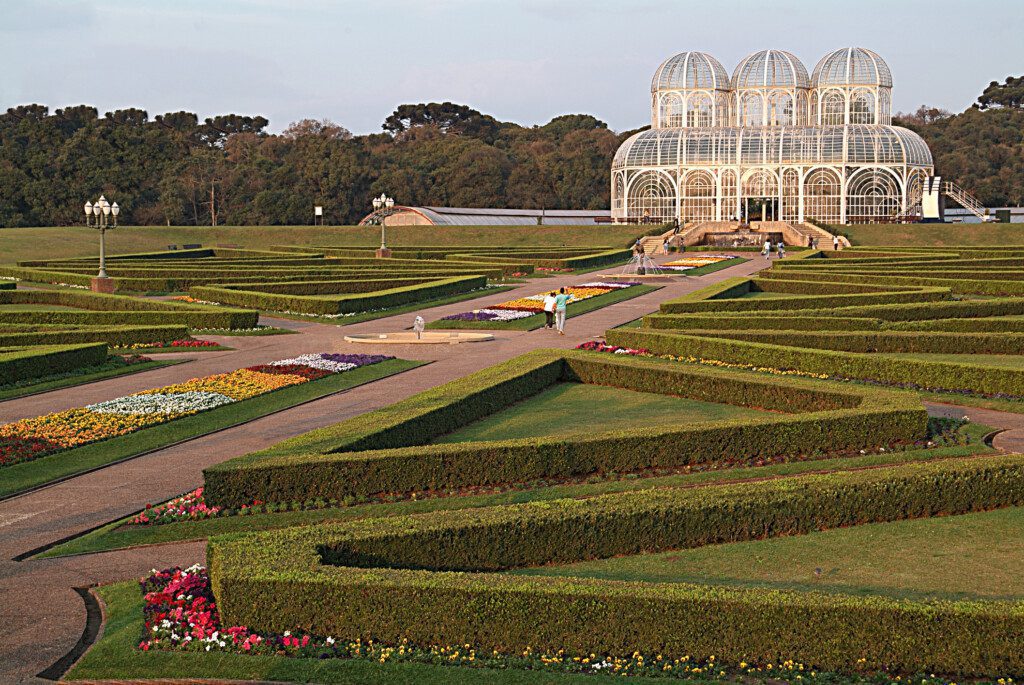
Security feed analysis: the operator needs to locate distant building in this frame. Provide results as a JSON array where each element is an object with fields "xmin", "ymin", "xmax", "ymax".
[
  {"xmin": 611, "ymin": 48, "xmax": 935, "ymax": 224},
  {"xmin": 359, "ymin": 206, "xmax": 612, "ymax": 226}
]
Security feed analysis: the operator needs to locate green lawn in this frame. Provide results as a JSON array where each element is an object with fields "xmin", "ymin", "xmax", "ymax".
[
  {"xmin": 0, "ymin": 303, "xmax": 92, "ymax": 311},
  {"xmin": 0, "ymin": 359, "xmax": 423, "ymax": 499},
  {"xmin": 115, "ymin": 344, "xmax": 232, "ymax": 354},
  {"xmin": 0, "ymin": 225, "xmax": 646, "ymax": 263},
  {"xmin": 38, "ymin": 423, "xmax": 994, "ymax": 559},
  {"xmin": 736, "ymin": 291, "xmax": 802, "ymax": 299},
  {"xmin": 67, "ymin": 582, "xmax": 655, "ymax": 684},
  {"xmin": 434, "ymin": 382, "xmax": 772, "ymax": 443},
  {"xmin": 512, "ymin": 506, "xmax": 1024, "ymax": 602},
  {"xmin": 841, "ymin": 223, "xmax": 1024, "ymax": 247},
  {"xmin": 426, "ymin": 285, "xmax": 658, "ymax": 331},
  {"xmin": 267, "ymin": 286, "xmax": 517, "ymax": 326}
]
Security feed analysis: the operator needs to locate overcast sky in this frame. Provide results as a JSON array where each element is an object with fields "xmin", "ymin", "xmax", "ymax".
[{"xmin": 3, "ymin": 0, "xmax": 1022, "ymax": 134}]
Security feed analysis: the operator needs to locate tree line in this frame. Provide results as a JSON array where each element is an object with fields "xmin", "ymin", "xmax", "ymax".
[{"xmin": 1, "ymin": 77, "xmax": 1021, "ymax": 227}]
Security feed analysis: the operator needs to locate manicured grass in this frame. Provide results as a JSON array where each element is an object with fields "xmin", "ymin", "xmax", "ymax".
[
  {"xmin": 881, "ymin": 353, "xmax": 1024, "ymax": 370},
  {"xmin": 0, "ymin": 225, "xmax": 645, "ymax": 263},
  {"xmin": 38, "ymin": 423, "xmax": 993, "ymax": 559},
  {"xmin": 0, "ymin": 358, "xmax": 180, "ymax": 402},
  {"xmin": 841, "ymin": 223, "xmax": 1024, "ymax": 247},
  {"xmin": 113, "ymin": 344, "xmax": 232, "ymax": 354},
  {"xmin": 736, "ymin": 291, "xmax": 801, "ymax": 299},
  {"xmin": 0, "ymin": 303, "xmax": 91, "ymax": 311},
  {"xmin": 434, "ymin": 382, "xmax": 772, "ymax": 443},
  {"xmin": 67, "ymin": 581, "xmax": 650, "ymax": 684},
  {"xmin": 426, "ymin": 285, "xmax": 659, "ymax": 331},
  {"xmin": 512, "ymin": 506, "xmax": 1024, "ymax": 602},
  {"xmin": 267, "ymin": 286, "xmax": 517, "ymax": 326},
  {"xmin": 0, "ymin": 359, "xmax": 423, "ymax": 499}
]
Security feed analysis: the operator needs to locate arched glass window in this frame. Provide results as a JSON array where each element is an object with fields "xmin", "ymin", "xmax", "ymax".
[
  {"xmin": 781, "ymin": 168, "xmax": 800, "ymax": 221},
  {"xmin": 878, "ymin": 89, "xmax": 892, "ymax": 125},
  {"xmin": 626, "ymin": 170, "xmax": 676, "ymax": 223},
  {"xmin": 820, "ymin": 91, "xmax": 845, "ymax": 125},
  {"xmin": 849, "ymin": 89, "xmax": 876, "ymax": 124},
  {"xmin": 681, "ymin": 170, "xmax": 716, "ymax": 222},
  {"xmin": 659, "ymin": 93, "xmax": 684, "ymax": 127},
  {"xmin": 686, "ymin": 93, "xmax": 714, "ymax": 127},
  {"xmin": 804, "ymin": 168, "xmax": 842, "ymax": 223},
  {"xmin": 767, "ymin": 91, "xmax": 795, "ymax": 126},
  {"xmin": 739, "ymin": 92, "xmax": 764, "ymax": 127},
  {"xmin": 612, "ymin": 173, "xmax": 625, "ymax": 212},
  {"xmin": 847, "ymin": 168, "xmax": 901, "ymax": 223},
  {"xmin": 720, "ymin": 169, "xmax": 738, "ymax": 221},
  {"xmin": 742, "ymin": 168, "xmax": 778, "ymax": 198}
]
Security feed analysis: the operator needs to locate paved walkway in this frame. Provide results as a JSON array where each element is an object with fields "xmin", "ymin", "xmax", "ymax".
[
  {"xmin": 0, "ymin": 258, "xmax": 773, "ymax": 683},
  {"xmin": 2, "ymin": 257, "xmax": 1022, "ymax": 683}
]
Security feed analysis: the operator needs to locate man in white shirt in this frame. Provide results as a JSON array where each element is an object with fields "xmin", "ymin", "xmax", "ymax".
[{"xmin": 542, "ymin": 292, "xmax": 557, "ymax": 329}]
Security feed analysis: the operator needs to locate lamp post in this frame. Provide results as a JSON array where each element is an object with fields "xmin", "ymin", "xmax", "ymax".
[
  {"xmin": 85, "ymin": 195, "xmax": 119, "ymax": 291},
  {"xmin": 372, "ymin": 193, "xmax": 395, "ymax": 258}
]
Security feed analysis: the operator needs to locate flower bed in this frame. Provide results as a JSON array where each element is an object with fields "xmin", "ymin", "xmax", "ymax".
[
  {"xmin": 134, "ymin": 564, "xmax": 1008, "ymax": 683},
  {"xmin": 661, "ymin": 255, "xmax": 734, "ymax": 272},
  {"xmin": 442, "ymin": 282, "xmax": 638, "ymax": 321},
  {"xmin": 114, "ymin": 339, "xmax": 221, "ymax": 350},
  {"xmin": 0, "ymin": 352, "xmax": 392, "ymax": 467}
]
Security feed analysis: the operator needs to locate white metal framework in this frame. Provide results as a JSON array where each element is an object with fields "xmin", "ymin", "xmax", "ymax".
[{"xmin": 615, "ymin": 48, "xmax": 933, "ymax": 224}]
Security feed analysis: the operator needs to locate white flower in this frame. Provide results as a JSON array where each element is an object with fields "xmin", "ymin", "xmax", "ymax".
[
  {"xmin": 88, "ymin": 391, "xmax": 234, "ymax": 415},
  {"xmin": 270, "ymin": 353, "xmax": 357, "ymax": 372}
]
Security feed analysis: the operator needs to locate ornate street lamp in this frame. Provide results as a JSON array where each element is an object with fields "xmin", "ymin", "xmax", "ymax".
[
  {"xmin": 85, "ymin": 195, "xmax": 119, "ymax": 288},
  {"xmin": 371, "ymin": 193, "xmax": 395, "ymax": 258}
]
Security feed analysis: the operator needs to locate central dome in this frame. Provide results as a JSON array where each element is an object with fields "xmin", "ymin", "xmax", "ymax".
[
  {"xmin": 732, "ymin": 49, "xmax": 810, "ymax": 89},
  {"xmin": 652, "ymin": 51, "xmax": 729, "ymax": 92}
]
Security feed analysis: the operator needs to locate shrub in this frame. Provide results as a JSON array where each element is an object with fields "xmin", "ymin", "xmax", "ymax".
[
  {"xmin": 209, "ymin": 454, "xmax": 1024, "ymax": 677},
  {"xmin": 202, "ymin": 350, "xmax": 925, "ymax": 508},
  {"xmin": 0, "ymin": 343, "xmax": 108, "ymax": 385}
]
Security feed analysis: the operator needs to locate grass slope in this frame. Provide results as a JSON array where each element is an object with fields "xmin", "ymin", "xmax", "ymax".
[
  {"xmin": 426, "ymin": 285, "xmax": 658, "ymax": 330},
  {"xmin": 0, "ymin": 225, "xmax": 647, "ymax": 263},
  {"xmin": 434, "ymin": 382, "xmax": 770, "ymax": 443},
  {"xmin": 0, "ymin": 359, "xmax": 422, "ymax": 499},
  {"xmin": 841, "ymin": 223, "xmax": 1024, "ymax": 247},
  {"xmin": 512, "ymin": 506, "xmax": 1024, "ymax": 602},
  {"xmin": 39, "ymin": 423, "xmax": 993, "ymax": 559},
  {"xmin": 68, "ymin": 581, "xmax": 654, "ymax": 684}
]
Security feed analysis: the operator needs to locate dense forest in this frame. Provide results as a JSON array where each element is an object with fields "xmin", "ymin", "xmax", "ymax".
[{"xmin": 0, "ymin": 77, "xmax": 1020, "ymax": 227}]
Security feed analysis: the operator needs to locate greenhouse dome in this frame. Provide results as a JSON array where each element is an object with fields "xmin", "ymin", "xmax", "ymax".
[{"xmin": 612, "ymin": 47, "xmax": 934, "ymax": 225}]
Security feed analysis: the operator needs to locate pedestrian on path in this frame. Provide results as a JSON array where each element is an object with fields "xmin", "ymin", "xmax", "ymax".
[
  {"xmin": 777, "ymin": 241, "xmax": 786, "ymax": 259},
  {"xmin": 555, "ymin": 287, "xmax": 570, "ymax": 335},
  {"xmin": 833, "ymin": 235, "xmax": 840, "ymax": 251},
  {"xmin": 762, "ymin": 239, "xmax": 771, "ymax": 260},
  {"xmin": 543, "ymin": 291, "xmax": 556, "ymax": 329}
]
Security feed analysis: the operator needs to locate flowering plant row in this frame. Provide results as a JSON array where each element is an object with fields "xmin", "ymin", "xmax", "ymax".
[
  {"xmin": 0, "ymin": 352, "xmax": 392, "ymax": 467},
  {"xmin": 135, "ymin": 565, "xmax": 988, "ymax": 685},
  {"xmin": 442, "ymin": 282, "xmax": 638, "ymax": 320},
  {"xmin": 661, "ymin": 255, "xmax": 734, "ymax": 272},
  {"xmin": 113, "ymin": 339, "xmax": 222, "ymax": 350}
]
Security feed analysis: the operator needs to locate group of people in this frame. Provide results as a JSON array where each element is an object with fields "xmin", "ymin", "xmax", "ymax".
[
  {"xmin": 761, "ymin": 239, "xmax": 786, "ymax": 260},
  {"xmin": 542, "ymin": 288, "xmax": 571, "ymax": 334}
]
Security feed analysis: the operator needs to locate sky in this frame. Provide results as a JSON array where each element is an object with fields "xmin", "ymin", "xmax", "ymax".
[{"xmin": 3, "ymin": 0, "xmax": 1023, "ymax": 134}]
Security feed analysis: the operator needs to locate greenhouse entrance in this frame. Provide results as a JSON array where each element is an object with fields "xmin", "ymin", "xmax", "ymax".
[{"xmin": 743, "ymin": 197, "xmax": 778, "ymax": 222}]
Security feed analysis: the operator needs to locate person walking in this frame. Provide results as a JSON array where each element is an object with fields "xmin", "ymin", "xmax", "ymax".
[
  {"xmin": 542, "ymin": 291, "xmax": 556, "ymax": 330},
  {"xmin": 832, "ymin": 235, "xmax": 840, "ymax": 251},
  {"xmin": 554, "ymin": 287, "xmax": 570, "ymax": 335},
  {"xmin": 662, "ymin": 238, "xmax": 671, "ymax": 254},
  {"xmin": 777, "ymin": 241, "xmax": 786, "ymax": 259},
  {"xmin": 762, "ymin": 238, "xmax": 771, "ymax": 260}
]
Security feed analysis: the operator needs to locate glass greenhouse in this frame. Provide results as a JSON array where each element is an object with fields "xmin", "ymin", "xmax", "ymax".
[{"xmin": 612, "ymin": 48, "xmax": 934, "ymax": 224}]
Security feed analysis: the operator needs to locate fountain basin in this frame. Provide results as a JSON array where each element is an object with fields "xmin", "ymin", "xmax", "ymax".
[{"xmin": 344, "ymin": 331, "xmax": 494, "ymax": 345}]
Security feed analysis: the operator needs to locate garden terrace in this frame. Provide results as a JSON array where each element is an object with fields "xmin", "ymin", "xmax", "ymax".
[
  {"xmin": 202, "ymin": 349, "xmax": 925, "ymax": 508},
  {"xmin": 208, "ymin": 454, "xmax": 1024, "ymax": 678},
  {"xmin": 610, "ymin": 247, "xmax": 1024, "ymax": 399}
]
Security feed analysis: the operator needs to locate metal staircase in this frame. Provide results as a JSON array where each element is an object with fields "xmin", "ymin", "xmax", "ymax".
[{"xmin": 942, "ymin": 181, "xmax": 988, "ymax": 221}]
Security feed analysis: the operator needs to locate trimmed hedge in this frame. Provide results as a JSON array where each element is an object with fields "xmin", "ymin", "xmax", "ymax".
[
  {"xmin": 607, "ymin": 328, "xmax": 1024, "ymax": 397},
  {"xmin": 674, "ymin": 329, "xmax": 1024, "ymax": 354},
  {"xmin": 760, "ymin": 269, "xmax": 1024, "ymax": 296},
  {"xmin": 0, "ymin": 281, "xmax": 14, "ymax": 291},
  {"xmin": 202, "ymin": 350, "xmax": 925, "ymax": 508},
  {"xmin": 0, "ymin": 343, "xmax": 108, "ymax": 385},
  {"xmin": 643, "ymin": 313, "xmax": 884, "ymax": 331},
  {"xmin": 190, "ymin": 274, "xmax": 487, "ymax": 316},
  {"xmin": 0, "ymin": 324, "xmax": 188, "ymax": 347},
  {"xmin": 209, "ymin": 454, "xmax": 1024, "ymax": 677}
]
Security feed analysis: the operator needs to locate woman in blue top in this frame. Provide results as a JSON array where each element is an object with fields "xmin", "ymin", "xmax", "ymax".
[{"xmin": 554, "ymin": 287, "xmax": 571, "ymax": 335}]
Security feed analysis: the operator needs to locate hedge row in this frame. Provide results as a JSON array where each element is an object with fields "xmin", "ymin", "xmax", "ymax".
[
  {"xmin": 760, "ymin": 269, "xmax": 1024, "ymax": 296},
  {"xmin": 0, "ymin": 324, "xmax": 188, "ymax": 347},
  {"xmin": 0, "ymin": 282, "xmax": 13, "ymax": 291},
  {"xmin": 676, "ymin": 329, "xmax": 1024, "ymax": 354},
  {"xmin": 607, "ymin": 328, "xmax": 1024, "ymax": 396},
  {"xmin": 0, "ymin": 290, "xmax": 258, "ymax": 329},
  {"xmin": 209, "ymin": 454, "xmax": 1024, "ymax": 677},
  {"xmin": 890, "ymin": 317, "xmax": 1024, "ymax": 333},
  {"xmin": 0, "ymin": 343, "xmax": 108, "ymax": 385},
  {"xmin": 643, "ymin": 313, "xmax": 884, "ymax": 331},
  {"xmin": 202, "ymin": 350, "xmax": 925, "ymax": 508},
  {"xmin": 190, "ymin": 274, "xmax": 487, "ymax": 315}
]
